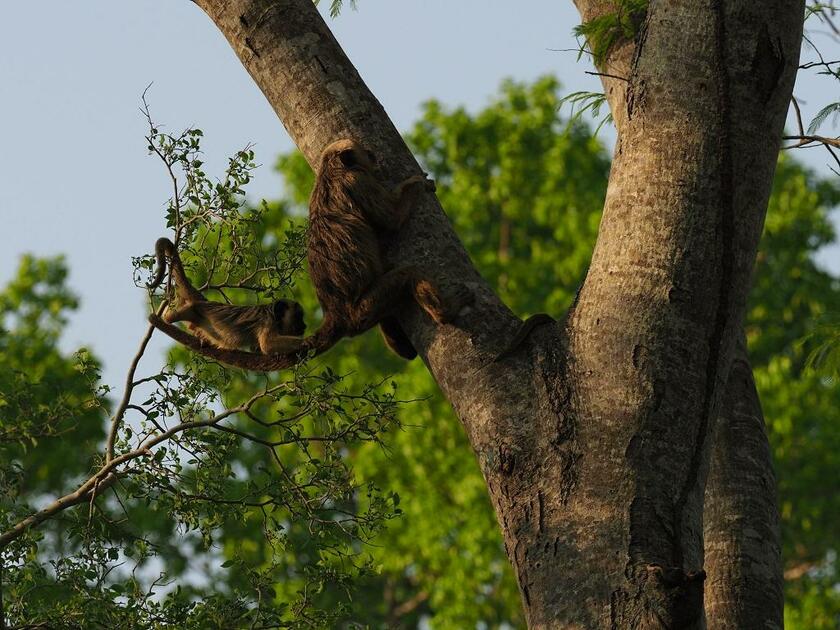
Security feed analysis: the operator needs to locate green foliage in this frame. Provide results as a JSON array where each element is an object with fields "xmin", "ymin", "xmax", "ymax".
[
  {"xmin": 1, "ymin": 122, "xmax": 403, "ymax": 627},
  {"xmin": 807, "ymin": 102, "xmax": 840, "ymax": 134},
  {"xmin": 784, "ymin": 555, "xmax": 840, "ymax": 630},
  {"xmin": 804, "ymin": 314, "xmax": 840, "ymax": 380},
  {"xmin": 573, "ymin": 0, "xmax": 648, "ymax": 65},
  {"xmin": 0, "ymin": 255, "xmax": 108, "ymax": 495},
  {"xmin": 558, "ymin": 90, "xmax": 613, "ymax": 135},
  {"xmin": 313, "ymin": 0, "xmax": 357, "ymax": 19}
]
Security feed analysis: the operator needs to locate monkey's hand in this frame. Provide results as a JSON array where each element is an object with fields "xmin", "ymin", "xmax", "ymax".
[{"xmin": 396, "ymin": 174, "xmax": 435, "ymax": 196}]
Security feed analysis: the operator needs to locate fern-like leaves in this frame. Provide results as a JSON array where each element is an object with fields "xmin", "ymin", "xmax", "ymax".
[
  {"xmin": 558, "ymin": 90, "xmax": 614, "ymax": 134},
  {"xmin": 808, "ymin": 102, "xmax": 840, "ymax": 134},
  {"xmin": 805, "ymin": 316, "xmax": 840, "ymax": 381},
  {"xmin": 573, "ymin": 0, "xmax": 648, "ymax": 66},
  {"xmin": 314, "ymin": 0, "xmax": 358, "ymax": 18}
]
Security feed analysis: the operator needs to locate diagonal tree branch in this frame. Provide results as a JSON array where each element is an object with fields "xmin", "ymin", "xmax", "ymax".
[{"xmin": 189, "ymin": 0, "xmax": 554, "ymax": 468}]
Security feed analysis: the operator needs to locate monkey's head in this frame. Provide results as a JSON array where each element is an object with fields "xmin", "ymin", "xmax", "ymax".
[
  {"xmin": 319, "ymin": 139, "xmax": 378, "ymax": 177},
  {"xmin": 272, "ymin": 299, "xmax": 306, "ymax": 336}
]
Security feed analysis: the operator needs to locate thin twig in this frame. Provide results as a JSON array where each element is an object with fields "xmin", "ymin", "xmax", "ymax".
[
  {"xmin": 783, "ymin": 134, "xmax": 840, "ymax": 149},
  {"xmin": 0, "ymin": 387, "xmax": 275, "ymax": 549},
  {"xmin": 791, "ymin": 96, "xmax": 806, "ymax": 136},
  {"xmin": 106, "ymin": 320, "xmax": 158, "ymax": 462},
  {"xmin": 824, "ymin": 143, "xmax": 840, "ymax": 175},
  {"xmin": 585, "ymin": 70, "xmax": 629, "ymax": 82}
]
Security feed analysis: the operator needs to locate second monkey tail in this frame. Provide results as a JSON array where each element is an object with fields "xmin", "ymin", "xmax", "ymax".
[{"xmin": 299, "ymin": 316, "xmax": 342, "ymax": 358}]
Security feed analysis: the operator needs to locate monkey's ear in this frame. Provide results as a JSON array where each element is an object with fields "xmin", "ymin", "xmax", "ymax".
[{"xmin": 338, "ymin": 149, "xmax": 359, "ymax": 169}]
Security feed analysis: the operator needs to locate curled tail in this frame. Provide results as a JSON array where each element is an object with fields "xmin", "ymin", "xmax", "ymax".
[
  {"xmin": 148, "ymin": 238, "xmax": 174, "ymax": 289},
  {"xmin": 149, "ymin": 314, "xmax": 342, "ymax": 372},
  {"xmin": 148, "ymin": 237, "xmax": 205, "ymax": 303}
]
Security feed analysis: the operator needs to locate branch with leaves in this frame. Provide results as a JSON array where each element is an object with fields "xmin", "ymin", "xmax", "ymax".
[{"xmin": 0, "ymin": 112, "xmax": 406, "ymax": 627}]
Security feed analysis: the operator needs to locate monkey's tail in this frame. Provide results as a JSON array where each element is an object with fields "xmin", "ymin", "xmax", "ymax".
[
  {"xmin": 494, "ymin": 313, "xmax": 556, "ymax": 362},
  {"xmin": 149, "ymin": 314, "xmax": 343, "ymax": 372},
  {"xmin": 299, "ymin": 316, "xmax": 342, "ymax": 357},
  {"xmin": 147, "ymin": 237, "xmax": 174, "ymax": 289}
]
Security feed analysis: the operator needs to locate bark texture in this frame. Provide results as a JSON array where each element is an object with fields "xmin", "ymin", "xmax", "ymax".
[
  {"xmin": 703, "ymin": 335, "xmax": 782, "ymax": 629},
  {"xmin": 559, "ymin": 1, "xmax": 801, "ymax": 626},
  {"xmin": 192, "ymin": 0, "xmax": 802, "ymax": 626}
]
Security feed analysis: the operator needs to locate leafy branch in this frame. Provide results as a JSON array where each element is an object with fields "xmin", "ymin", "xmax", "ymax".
[
  {"xmin": 573, "ymin": 0, "xmax": 648, "ymax": 66},
  {"xmin": 558, "ymin": 90, "xmax": 614, "ymax": 135}
]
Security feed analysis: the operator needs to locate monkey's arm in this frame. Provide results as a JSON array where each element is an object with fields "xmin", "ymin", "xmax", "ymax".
[
  {"xmin": 361, "ymin": 175, "xmax": 433, "ymax": 231},
  {"xmin": 390, "ymin": 175, "xmax": 435, "ymax": 229},
  {"xmin": 257, "ymin": 329, "xmax": 311, "ymax": 355},
  {"xmin": 493, "ymin": 313, "xmax": 556, "ymax": 362},
  {"xmin": 149, "ymin": 314, "xmax": 340, "ymax": 372}
]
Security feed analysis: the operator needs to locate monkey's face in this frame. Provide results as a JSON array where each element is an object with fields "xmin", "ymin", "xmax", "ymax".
[{"xmin": 273, "ymin": 299, "xmax": 306, "ymax": 336}]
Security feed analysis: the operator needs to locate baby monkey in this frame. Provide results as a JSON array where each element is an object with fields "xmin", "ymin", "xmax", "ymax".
[{"xmin": 148, "ymin": 237, "xmax": 305, "ymax": 355}]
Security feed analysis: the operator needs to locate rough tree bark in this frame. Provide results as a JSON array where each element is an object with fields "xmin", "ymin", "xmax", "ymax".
[
  {"xmin": 704, "ymin": 334, "xmax": 783, "ymax": 630},
  {"xmin": 191, "ymin": 0, "xmax": 802, "ymax": 626}
]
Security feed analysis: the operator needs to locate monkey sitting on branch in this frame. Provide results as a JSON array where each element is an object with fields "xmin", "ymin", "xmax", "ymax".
[
  {"xmin": 149, "ymin": 138, "xmax": 471, "ymax": 371},
  {"xmin": 148, "ymin": 237, "xmax": 306, "ymax": 355}
]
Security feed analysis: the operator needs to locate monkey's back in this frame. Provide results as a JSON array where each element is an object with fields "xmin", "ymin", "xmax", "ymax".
[
  {"xmin": 308, "ymin": 167, "xmax": 386, "ymax": 315},
  {"xmin": 199, "ymin": 303, "xmax": 272, "ymax": 349},
  {"xmin": 308, "ymin": 206, "xmax": 382, "ymax": 311}
]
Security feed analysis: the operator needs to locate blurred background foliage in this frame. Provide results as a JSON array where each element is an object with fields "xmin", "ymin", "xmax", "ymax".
[{"xmin": 1, "ymin": 76, "xmax": 838, "ymax": 628}]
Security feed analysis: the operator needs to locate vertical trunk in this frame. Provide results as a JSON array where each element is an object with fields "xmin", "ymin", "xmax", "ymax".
[
  {"xmin": 549, "ymin": 0, "xmax": 801, "ymax": 626},
  {"xmin": 704, "ymin": 334, "xmax": 782, "ymax": 629}
]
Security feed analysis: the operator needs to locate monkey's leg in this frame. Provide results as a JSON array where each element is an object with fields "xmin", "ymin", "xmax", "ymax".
[
  {"xmin": 348, "ymin": 267, "xmax": 421, "ymax": 333},
  {"xmin": 350, "ymin": 266, "xmax": 465, "ymax": 334},
  {"xmin": 378, "ymin": 316, "xmax": 418, "ymax": 360},
  {"xmin": 162, "ymin": 302, "xmax": 199, "ymax": 324},
  {"xmin": 414, "ymin": 278, "xmax": 474, "ymax": 325}
]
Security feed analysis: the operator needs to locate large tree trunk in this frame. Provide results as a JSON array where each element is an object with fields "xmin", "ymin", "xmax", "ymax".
[
  {"xmin": 704, "ymin": 333, "xmax": 783, "ymax": 629},
  {"xmin": 192, "ymin": 0, "xmax": 802, "ymax": 626}
]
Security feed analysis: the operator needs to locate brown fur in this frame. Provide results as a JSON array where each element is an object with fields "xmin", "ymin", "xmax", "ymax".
[
  {"xmin": 149, "ymin": 139, "xmax": 469, "ymax": 371},
  {"xmin": 148, "ymin": 238, "xmax": 306, "ymax": 356}
]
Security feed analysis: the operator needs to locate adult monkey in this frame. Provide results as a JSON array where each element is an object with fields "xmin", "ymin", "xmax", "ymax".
[{"xmin": 150, "ymin": 139, "xmax": 471, "ymax": 370}]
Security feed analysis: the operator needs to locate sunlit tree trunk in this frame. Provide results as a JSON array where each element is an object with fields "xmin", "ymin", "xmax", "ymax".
[
  {"xmin": 192, "ymin": 0, "xmax": 802, "ymax": 626},
  {"xmin": 704, "ymin": 334, "xmax": 783, "ymax": 629}
]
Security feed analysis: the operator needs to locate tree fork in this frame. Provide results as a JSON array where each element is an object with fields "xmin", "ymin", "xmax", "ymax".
[{"xmin": 192, "ymin": 0, "xmax": 802, "ymax": 626}]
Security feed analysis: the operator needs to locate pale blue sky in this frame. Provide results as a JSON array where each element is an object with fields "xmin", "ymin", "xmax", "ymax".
[{"xmin": 1, "ymin": 1, "xmax": 838, "ymax": 388}]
